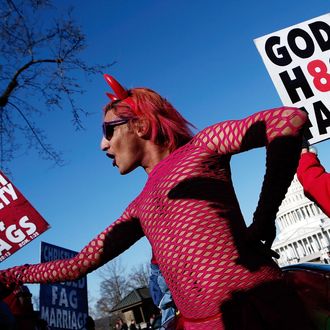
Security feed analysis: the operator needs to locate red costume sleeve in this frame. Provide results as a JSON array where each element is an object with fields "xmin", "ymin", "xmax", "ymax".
[
  {"xmin": 297, "ymin": 152, "xmax": 330, "ymax": 217},
  {"xmin": 195, "ymin": 106, "xmax": 307, "ymax": 246},
  {"xmin": 0, "ymin": 203, "xmax": 144, "ymax": 286},
  {"xmin": 194, "ymin": 107, "xmax": 307, "ymax": 154}
]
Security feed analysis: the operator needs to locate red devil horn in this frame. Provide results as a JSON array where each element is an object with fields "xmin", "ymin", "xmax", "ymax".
[
  {"xmin": 104, "ymin": 74, "xmax": 128, "ymax": 100},
  {"xmin": 106, "ymin": 93, "xmax": 119, "ymax": 101}
]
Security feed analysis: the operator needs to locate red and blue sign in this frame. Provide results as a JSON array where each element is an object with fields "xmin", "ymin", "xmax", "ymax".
[{"xmin": 40, "ymin": 242, "xmax": 89, "ymax": 330}]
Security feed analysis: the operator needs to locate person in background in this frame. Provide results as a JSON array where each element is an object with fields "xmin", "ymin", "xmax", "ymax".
[
  {"xmin": 1, "ymin": 285, "xmax": 37, "ymax": 330},
  {"xmin": 116, "ymin": 318, "xmax": 128, "ymax": 330},
  {"xmin": 129, "ymin": 319, "xmax": 137, "ymax": 330},
  {"xmin": 149, "ymin": 258, "xmax": 176, "ymax": 329},
  {"xmin": 0, "ymin": 283, "xmax": 15, "ymax": 330},
  {"xmin": 85, "ymin": 315, "xmax": 96, "ymax": 330},
  {"xmin": 0, "ymin": 74, "xmax": 316, "ymax": 329},
  {"xmin": 297, "ymin": 145, "xmax": 330, "ymax": 217}
]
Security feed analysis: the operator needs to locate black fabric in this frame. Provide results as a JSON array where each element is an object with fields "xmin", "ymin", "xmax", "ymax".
[
  {"xmin": 220, "ymin": 280, "xmax": 317, "ymax": 330},
  {"xmin": 247, "ymin": 136, "xmax": 302, "ymax": 248}
]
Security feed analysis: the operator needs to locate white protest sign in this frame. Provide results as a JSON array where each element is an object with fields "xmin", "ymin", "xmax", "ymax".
[{"xmin": 255, "ymin": 13, "xmax": 330, "ymax": 145}]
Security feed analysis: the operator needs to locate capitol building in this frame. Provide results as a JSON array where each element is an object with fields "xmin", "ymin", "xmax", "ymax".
[{"xmin": 272, "ymin": 175, "xmax": 330, "ymax": 267}]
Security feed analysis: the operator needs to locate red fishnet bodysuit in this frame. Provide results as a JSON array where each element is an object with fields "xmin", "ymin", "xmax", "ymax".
[{"xmin": 0, "ymin": 107, "xmax": 307, "ymax": 329}]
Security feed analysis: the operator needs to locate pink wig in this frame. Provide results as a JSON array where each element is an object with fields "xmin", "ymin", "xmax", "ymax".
[{"xmin": 105, "ymin": 87, "xmax": 195, "ymax": 152}]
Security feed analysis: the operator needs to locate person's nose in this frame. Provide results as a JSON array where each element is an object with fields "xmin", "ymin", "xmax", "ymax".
[{"xmin": 100, "ymin": 136, "xmax": 110, "ymax": 151}]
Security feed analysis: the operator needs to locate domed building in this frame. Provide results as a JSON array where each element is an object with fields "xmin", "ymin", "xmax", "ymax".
[{"xmin": 272, "ymin": 175, "xmax": 330, "ymax": 267}]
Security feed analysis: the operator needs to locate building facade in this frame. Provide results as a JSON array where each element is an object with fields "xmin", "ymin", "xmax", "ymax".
[{"xmin": 272, "ymin": 175, "xmax": 330, "ymax": 267}]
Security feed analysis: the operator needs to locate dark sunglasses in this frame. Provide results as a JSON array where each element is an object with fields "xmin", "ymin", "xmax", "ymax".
[{"xmin": 102, "ymin": 119, "xmax": 130, "ymax": 140}]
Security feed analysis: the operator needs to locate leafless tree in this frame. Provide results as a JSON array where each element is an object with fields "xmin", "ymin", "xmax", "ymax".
[
  {"xmin": 0, "ymin": 0, "xmax": 113, "ymax": 171},
  {"xmin": 127, "ymin": 262, "xmax": 150, "ymax": 290},
  {"xmin": 95, "ymin": 260, "xmax": 151, "ymax": 317},
  {"xmin": 96, "ymin": 259, "xmax": 130, "ymax": 317}
]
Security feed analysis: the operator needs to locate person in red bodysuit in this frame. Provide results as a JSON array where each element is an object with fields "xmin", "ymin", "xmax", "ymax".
[
  {"xmin": 297, "ymin": 147, "xmax": 330, "ymax": 217},
  {"xmin": 0, "ymin": 75, "xmax": 316, "ymax": 329}
]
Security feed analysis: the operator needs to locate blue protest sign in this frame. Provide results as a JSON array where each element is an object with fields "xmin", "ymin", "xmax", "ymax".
[{"xmin": 39, "ymin": 242, "xmax": 88, "ymax": 330}]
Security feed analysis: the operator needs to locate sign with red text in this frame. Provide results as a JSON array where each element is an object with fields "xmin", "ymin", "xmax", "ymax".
[
  {"xmin": 40, "ymin": 242, "xmax": 88, "ymax": 330},
  {"xmin": 255, "ymin": 13, "xmax": 330, "ymax": 145},
  {"xmin": 0, "ymin": 171, "xmax": 50, "ymax": 262}
]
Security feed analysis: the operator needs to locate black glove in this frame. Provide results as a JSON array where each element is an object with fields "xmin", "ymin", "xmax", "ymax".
[
  {"xmin": 301, "ymin": 137, "xmax": 310, "ymax": 149},
  {"xmin": 247, "ymin": 135, "xmax": 302, "ymax": 257},
  {"xmin": 246, "ymin": 223, "xmax": 280, "ymax": 259}
]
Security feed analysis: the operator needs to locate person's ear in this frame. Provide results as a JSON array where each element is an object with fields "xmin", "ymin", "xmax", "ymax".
[{"xmin": 135, "ymin": 118, "xmax": 150, "ymax": 138}]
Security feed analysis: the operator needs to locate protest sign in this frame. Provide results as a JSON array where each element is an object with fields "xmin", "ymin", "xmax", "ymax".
[
  {"xmin": 40, "ymin": 242, "xmax": 88, "ymax": 330},
  {"xmin": 0, "ymin": 171, "xmax": 50, "ymax": 262},
  {"xmin": 255, "ymin": 13, "xmax": 330, "ymax": 144}
]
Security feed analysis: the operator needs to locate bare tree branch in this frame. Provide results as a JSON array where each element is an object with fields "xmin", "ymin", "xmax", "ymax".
[
  {"xmin": 8, "ymin": 101, "xmax": 63, "ymax": 165},
  {"xmin": 0, "ymin": 0, "xmax": 113, "ymax": 168},
  {"xmin": 1, "ymin": 59, "xmax": 63, "ymax": 107},
  {"xmin": 96, "ymin": 260, "xmax": 130, "ymax": 316},
  {"xmin": 95, "ymin": 261, "xmax": 151, "ymax": 317},
  {"xmin": 127, "ymin": 263, "xmax": 150, "ymax": 290}
]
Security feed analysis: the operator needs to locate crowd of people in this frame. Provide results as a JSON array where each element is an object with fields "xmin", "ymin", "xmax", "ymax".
[{"xmin": 114, "ymin": 318, "xmax": 143, "ymax": 330}]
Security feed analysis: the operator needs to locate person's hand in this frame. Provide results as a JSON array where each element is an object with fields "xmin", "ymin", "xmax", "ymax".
[
  {"xmin": 245, "ymin": 222, "xmax": 280, "ymax": 259},
  {"xmin": 246, "ymin": 220, "xmax": 276, "ymax": 248},
  {"xmin": 301, "ymin": 137, "xmax": 317, "ymax": 155},
  {"xmin": 236, "ymin": 222, "xmax": 280, "ymax": 272},
  {"xmin": 301, "ymin": 137, "xmax": 310, "ymax": 149},
  {"xmin": 309, "ymin": 146, "xmax": 318, "ymax": 155},
  {"xmin": 301, "ymin": 146, "xmax": 317, "ymax": 155}
]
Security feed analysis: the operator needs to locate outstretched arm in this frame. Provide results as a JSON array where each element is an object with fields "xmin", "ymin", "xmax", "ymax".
[
  {"xmin": 248, "ymin": 133, "xmax": 304, "ymax": 249},
  {"xmin": 195, "ymin": 107, "xmax": 307, "ymax": 154},
  {"xmin": 245, "ymin": 108, "xmax": 307, "ymax": 249},
  {"xmin": 0, "ymin": 207, "xmax": 144, "ymax": 286},
  {"xmin": 196, "ymin": 106, "xmax": 307, "ymax": 250},
  {"xmin": 297, "ymin": 151, "xmax": 330, "ymax": 217}
]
